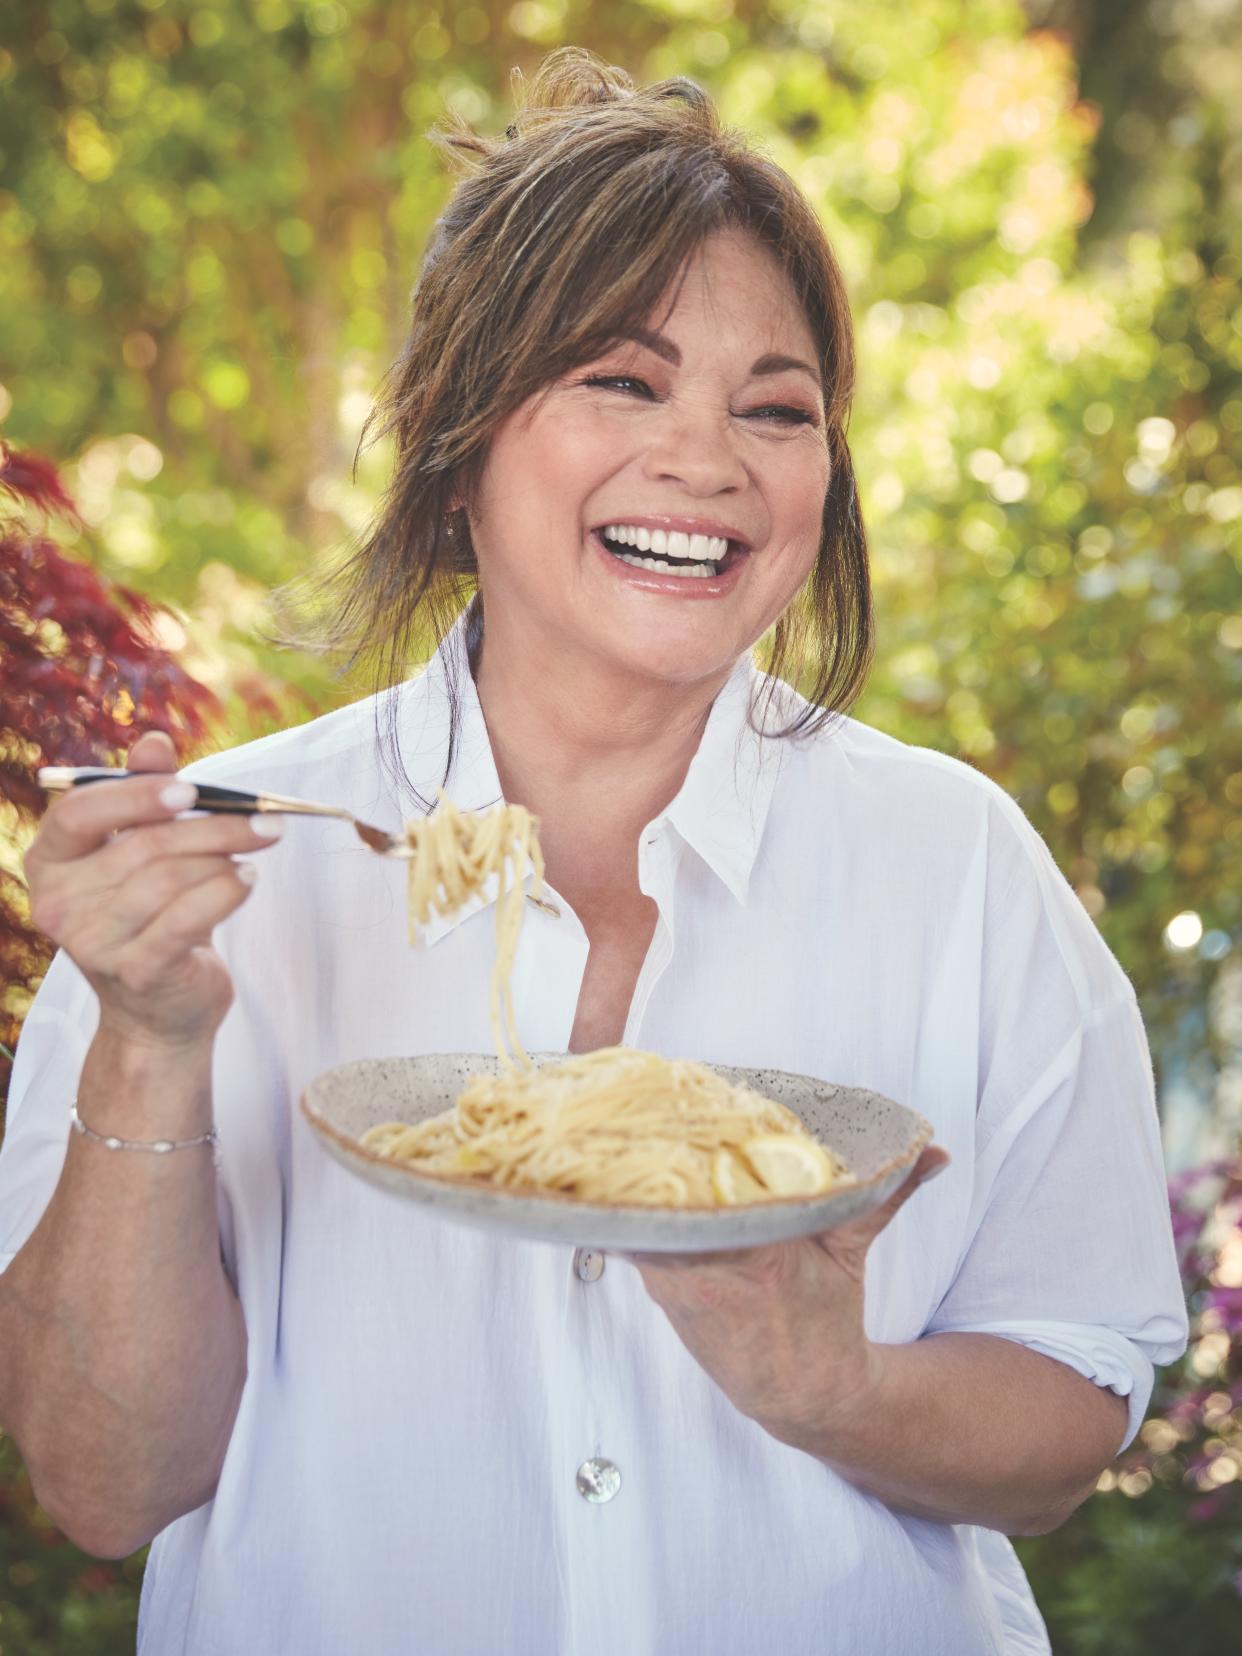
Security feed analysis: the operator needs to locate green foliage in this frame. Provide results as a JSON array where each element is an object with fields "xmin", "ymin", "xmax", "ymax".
[
  {"xmin": 0, "ymin": 1435, "xmax": 144, "ymax": 1654},
  {"xmin": 1017, "ymin": 1492, "xmax": 1242, "ymax": 1654},
  {"xmin": 1014, "ymin": 1147, "xmax": 1242, "ymax": 1650},
  {"xmin": 1, "ymin": 0, "xmax": 1239, "ymax": 1649}
]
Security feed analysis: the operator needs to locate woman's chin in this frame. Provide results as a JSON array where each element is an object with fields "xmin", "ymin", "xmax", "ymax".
[{"xmin": 581, "ymin": 619, "xmax": 749, "ymax": 691}]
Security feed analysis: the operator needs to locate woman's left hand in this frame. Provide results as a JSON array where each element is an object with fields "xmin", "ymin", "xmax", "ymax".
[{"xmin": 629, "ymin": 1146, "xmax": 950, "ymax": 1444}]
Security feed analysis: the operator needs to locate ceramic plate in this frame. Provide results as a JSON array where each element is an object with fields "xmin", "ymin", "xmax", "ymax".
[{"xmin": 300, "ymin": 1053, "xmax": 933, "ymax": 1253}]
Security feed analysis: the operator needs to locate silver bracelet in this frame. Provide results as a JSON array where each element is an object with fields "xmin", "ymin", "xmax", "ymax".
[{"xmin": 69, "ymin": 1102, "xmax": 219, "ymax": 1163}]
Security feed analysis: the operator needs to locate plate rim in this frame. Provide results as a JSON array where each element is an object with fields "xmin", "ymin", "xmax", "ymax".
[{"xmin": 299, "ymin": 1054, "xmax": 935, "ymax": 1219}]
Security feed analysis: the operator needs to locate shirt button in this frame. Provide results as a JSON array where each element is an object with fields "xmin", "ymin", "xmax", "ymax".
[
  {"xmin": 573, "ymin": 1247, "xmax": 605, "ymax": 1282},
  {"xmin": 576, "ymin": 1458, "xmax": 622, "ymax": 1504}
]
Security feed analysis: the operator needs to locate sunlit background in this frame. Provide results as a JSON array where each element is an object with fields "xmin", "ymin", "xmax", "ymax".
[{"xmin": 1, "ymin": 0, "xmax": 1241, "ymax": 1648}]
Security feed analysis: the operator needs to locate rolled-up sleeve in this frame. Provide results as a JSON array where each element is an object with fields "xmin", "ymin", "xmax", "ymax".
[
  {"xmin": 0, "ymin": 948, "xmax": 99, "ymax": 1273},
  {"xmin": 926, "ymin": 992, "xmax": 1189, "ymax": 1450}
]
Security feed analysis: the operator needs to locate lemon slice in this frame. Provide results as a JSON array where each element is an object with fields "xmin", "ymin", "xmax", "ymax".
[
  {"xmin": 743, "ymin": 1134, "xmax": 839, "ymax": 1198},
  {"xmin": 711, "ymin": 1146, "xmax": 767, "ymax": 1205}
]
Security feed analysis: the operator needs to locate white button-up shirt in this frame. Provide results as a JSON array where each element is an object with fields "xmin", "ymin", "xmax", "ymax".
[{"xmin": 0, "ymin": 621, "xmax": 1188, "ymax": 1655}]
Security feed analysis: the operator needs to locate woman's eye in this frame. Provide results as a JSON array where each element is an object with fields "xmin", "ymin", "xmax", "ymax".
[
  {"xmin": 578, "ymin": 378, "xmax": 816, "ymax": 427},
  {"xmin": 582, "ymin": 374, "xmax": 654, "ymax": 397},
  {"xmin": 745, "ymin": 405, "xmax": 816, "ymax": 426}
]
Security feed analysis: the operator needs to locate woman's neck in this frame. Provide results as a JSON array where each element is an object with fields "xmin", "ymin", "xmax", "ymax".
[{"xmin": 473, "ymin": 627, "xmax": 730, "ymax": 887}]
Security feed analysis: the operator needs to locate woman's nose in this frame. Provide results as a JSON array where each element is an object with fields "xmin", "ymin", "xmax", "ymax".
[{"xmin": 642, "ymin": 400, "xmax": 747, "ymax": 495}]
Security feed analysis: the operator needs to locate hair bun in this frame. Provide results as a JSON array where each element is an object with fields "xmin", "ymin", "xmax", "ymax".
[
  {"xmin": 441, "ymin": 48, "xmax": 710, "ymax": 165},
  {"xmin": 505, "ymin": 47, "xmax": 712, "ymax": 140},
  {"xmin": 510, "ymin": 47, "xmax": 635, "ymax": 126}
]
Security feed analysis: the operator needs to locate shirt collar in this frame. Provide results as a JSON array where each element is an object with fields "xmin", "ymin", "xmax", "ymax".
[
  {"xmin": 658, "ymin": 652, "xmax": 786, "ymax": 907},
  {"xmin": 392, "ymin": 617, "xmax": 788, "ymax": 943}
]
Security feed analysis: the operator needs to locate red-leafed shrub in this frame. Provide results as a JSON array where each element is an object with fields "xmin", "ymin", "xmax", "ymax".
[{"xmin": 0, "ymin": 441, "xmax": 222, "ymax": 1114}]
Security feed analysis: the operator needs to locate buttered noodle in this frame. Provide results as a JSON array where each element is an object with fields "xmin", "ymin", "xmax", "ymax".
[
  {"xmin": 361, "ymin": 795, "xmax": 848, "ymax": 1206},
  {"xmin": 400, "ymin": 791, "xmax": 543, "ymax": 1066},
  {"xmin": 363, "ymin": 1046, "xmax": 848, "ymax": 1206}
]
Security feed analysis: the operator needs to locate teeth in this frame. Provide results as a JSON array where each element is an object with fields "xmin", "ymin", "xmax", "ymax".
[
  {"xmin": 614, "ymin": 552, "xmax": 716, "ymax": 578},
  {"xmin": 600, "ymin": 524, "xmax": 729, "ymax": 561}
]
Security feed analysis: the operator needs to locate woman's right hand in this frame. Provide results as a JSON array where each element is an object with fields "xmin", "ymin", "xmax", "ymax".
[{"xmin": 24, "ymin": 729, "xmax": 284, "ymax": 1052}]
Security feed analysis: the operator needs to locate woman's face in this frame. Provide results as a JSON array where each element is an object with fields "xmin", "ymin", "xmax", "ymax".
[{"xmin": 467, "ymin": 226, "xmax": 831, "ymax": 692}]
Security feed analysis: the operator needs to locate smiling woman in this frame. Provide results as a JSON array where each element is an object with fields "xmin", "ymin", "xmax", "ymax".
[
  {"xmin": 0, "ymin": 44, "xmax": 1187, "ymax": 1656},
  {"xmin": 276, "ymin": 47, "xmax": 871, "ymax": 791},
  {"xmin": 472, "ymin": 229, "xmax": 831, "ymax": 697}
]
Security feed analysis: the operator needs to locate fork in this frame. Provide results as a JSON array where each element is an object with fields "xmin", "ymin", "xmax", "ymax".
[
  {"xmin": 36, "ymin": 767, "xmax": 561, "ymax": 913},
  {"xmin": 36, "ymin": 765, "xmax": 563, "ymax": 920},
  {"xmin": 38, "ymin": 766, "xmax": 417, "ymax": 854}
]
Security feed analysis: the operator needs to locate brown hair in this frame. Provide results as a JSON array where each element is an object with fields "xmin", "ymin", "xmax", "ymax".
[{"xmin": 275, "ymin": 48, "xmax": 873, "ymax": 803}]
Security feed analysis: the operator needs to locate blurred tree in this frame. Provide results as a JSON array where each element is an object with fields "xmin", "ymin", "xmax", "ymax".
[
  {"xmin": 1020, "ymin": 1126, "xmax": 1242, "ymax": 1652},
  {"xmin": 1026, "ymin": 0, "xmax": 1242, "ymax": 249},
  {"xmin": 0, "ymin": 439, "xmax": 226, "ymax": 1114}
]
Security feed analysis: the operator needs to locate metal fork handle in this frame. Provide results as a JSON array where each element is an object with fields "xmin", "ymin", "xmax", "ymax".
[{"xmin": 36, "ymin": 767, "xmax": 349, "ymax": 820}]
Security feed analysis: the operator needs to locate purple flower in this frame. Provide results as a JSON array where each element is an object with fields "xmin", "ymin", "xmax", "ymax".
[
  {"xmin": 1168, "ymin": 1159, "xmax": 1233, "ymax": 1201},
  {"xmin": 1171, "ymin": 1212, "xmax": 1201, "ymax": 1246},
  {"xmin": 1188, "ymin": 1489, "xmax": 1231, "ymax": 1522},
  {"xmin": 1205, "ymin": 1286, "xmax": 1242, "ymax": 1330}
]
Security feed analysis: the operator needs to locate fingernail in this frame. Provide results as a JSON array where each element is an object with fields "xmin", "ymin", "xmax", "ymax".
[
  {"xmin": 921, "ymin": 1161, "xmax": 949, "ymax": 1185},
  {"xmin": 160, "ymin": 780, "xmax": 197, "ymax": 811},
  {"xmin": 250, "ymin": 815, "xmax": 284, "ymax": 838},
  {"xmin": 236, "ymin": 862, "xmax": 258, "ymax": 885}
]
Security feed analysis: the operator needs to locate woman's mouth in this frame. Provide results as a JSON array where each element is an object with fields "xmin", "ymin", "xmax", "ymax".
[{"xmin": 591, "ymin": 523, "xmax": 748, "ymax": 590}]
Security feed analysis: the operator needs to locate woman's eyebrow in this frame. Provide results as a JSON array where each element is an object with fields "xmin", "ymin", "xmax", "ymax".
[
  {"xmin": 750, "ymin": 352, "xmax": 823, "ymax": 390},
  {"xmin": 621, "ymin": 327, "xmax": 681, "ymax": 364},
  {"xmin": 621, "ymin": 328, "xmax": 822, "ymax": 388}
]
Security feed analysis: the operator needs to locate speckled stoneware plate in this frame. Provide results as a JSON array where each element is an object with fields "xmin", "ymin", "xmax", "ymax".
[{"xmin": 300, "ymin": 1054, "xmax": 933, "ymax": 1253}]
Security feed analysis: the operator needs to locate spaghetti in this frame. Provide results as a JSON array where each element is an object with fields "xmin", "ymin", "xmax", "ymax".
[
  {"xmin": 362, "ymin": 1046, "xmax": 849, "ymax": 1207},
  {"xmin": 362, "ymin": 795, "xmax": 848, "ymax": 1206},
  {"xmin": 399, "ymin": 791, "xmax": 543, "ymax": 1066}
]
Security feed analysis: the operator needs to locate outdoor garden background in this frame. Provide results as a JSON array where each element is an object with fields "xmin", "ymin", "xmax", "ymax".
[{"xmin": 1, "ymin": 0, "xmax": 1240, "ymax": 1649}]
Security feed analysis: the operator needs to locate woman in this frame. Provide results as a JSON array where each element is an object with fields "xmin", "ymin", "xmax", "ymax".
[{"xmin": 0, "ymin": 50, "xmax": 1186, "ymax": 1655}]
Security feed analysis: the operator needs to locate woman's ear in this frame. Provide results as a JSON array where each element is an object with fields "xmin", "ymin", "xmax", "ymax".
[
  {"xmin": 442, "ymin": 497, "xmax": 476, "ymax": 573},
  {"xmin": 445, "ymin": 498, "xmax": 470, "ymax": 536},
  {"xmin": 445, "ymin": 477, "xmax": 470, "ymax": 523}
]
